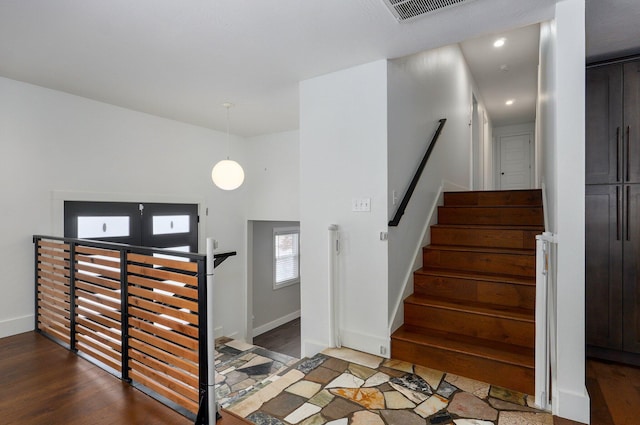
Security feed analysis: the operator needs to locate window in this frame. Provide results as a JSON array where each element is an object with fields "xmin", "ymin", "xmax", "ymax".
[
  {"xmin": 64, "ymin": 201, "xmax": 199, "ymax": 252},
  {"xmin": 273, "ymin": 227, "xmax": 300, "ymax": 289}
]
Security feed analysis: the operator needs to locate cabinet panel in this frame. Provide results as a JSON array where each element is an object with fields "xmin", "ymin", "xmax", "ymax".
[
  {"xmin": 586, "ymin": 65, "xmax": 623, "ymax": 184},
  {"xmin": 623, "ymin": 184, "xmax": 640, "ymax": 352},
  {"xmin": 586, "ymin": 185, "xmax": 624, "ymax": 349},
  {"xmin": 624, "ymin": 62, "xmax": 640, "ymax": 183}
]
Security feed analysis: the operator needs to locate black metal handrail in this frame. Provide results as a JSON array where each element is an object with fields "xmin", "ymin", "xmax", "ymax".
[{"xmin": 388, "ymin": 118, "xmax": 446, "ymax": 227}]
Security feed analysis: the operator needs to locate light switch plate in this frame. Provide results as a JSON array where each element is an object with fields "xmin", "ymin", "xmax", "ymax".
[{"xmin": 352, "ymin": 198, "xmax": 371, "ymax": 212}]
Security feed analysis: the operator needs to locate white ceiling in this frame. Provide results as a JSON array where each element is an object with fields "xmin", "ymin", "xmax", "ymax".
[{"xmin": 0, "ymin": 0, "xmax": 637, "ymax": 136}]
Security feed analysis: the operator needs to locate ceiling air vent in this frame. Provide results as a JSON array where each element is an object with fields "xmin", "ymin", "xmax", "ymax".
[{"xmin": 381, "ymin": 0, "xmax": 475, "ymax": 22}]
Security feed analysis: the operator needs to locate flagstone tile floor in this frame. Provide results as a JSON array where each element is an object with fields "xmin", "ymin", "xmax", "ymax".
[{"xmin": 214, "ymin": 338, "xmax": 552, "ymax": 425}]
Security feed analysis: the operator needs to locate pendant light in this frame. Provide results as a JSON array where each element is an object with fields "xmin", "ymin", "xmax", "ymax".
[{"xmin": 211, "ymin": 102, "xmax": 245, "ymax": 190}]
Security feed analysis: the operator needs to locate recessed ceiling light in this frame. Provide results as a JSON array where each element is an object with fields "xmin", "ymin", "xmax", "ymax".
[
  {"xmin": 505, "ymin": 99, "xmax": 515, "ymax": 106},
  {"xmin": 494, "ymin": 38, "xmax": 506, "ymax": 48}
]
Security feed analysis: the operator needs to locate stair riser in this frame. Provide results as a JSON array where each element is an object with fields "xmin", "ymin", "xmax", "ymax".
[
  {"xmin": 438, "ymin": 207, "xmax": 543, "ymax": 226},
  {"xmin": 414, "ymin": 274, "xmax": 536, "ymax": 310},
  {"xmin": 423, "ymin": 249, "xmax": 535, "ymax": 277},
  {"xmin": 431, "ymin": 227, "xmax": 539, "ymax": 250},
  {"xmin": 444, "ymin": 190, "xmax": 542, "ymax": 207},
  {"xmin": 391, "ymin": 338, "xmax": 534, "ymax": 395},
  {"xmin": 404, "ymin": 304, "xmax": 534, "ymax": 348}
]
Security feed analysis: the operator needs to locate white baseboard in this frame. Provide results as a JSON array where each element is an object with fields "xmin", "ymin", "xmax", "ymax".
[
  {"xmin": 554, "ymin": 387, "xmax": 591, "ymax": 424},
  {"xmin": 302, "ymin": 339, "xmax": 328, "ymax": 358},
  {"xmin": 339, "ymin": 328, "xmax": 390, "ymax": 359},
  {"xmin": 0, "ymin": 314, "xmax": 35, "ymax": 338},
  {"xmin": 252, "ymin": 310, "xmax": 301, "ymax": 337}
]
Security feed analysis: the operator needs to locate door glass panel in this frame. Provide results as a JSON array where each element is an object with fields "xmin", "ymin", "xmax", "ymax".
[
  {"xmin": 77, "ymin": 216, "xmax": 130, "ymax": 238},
  {"xmin": 152, "ymin": 215, "xmax": 190, "ymax": 235}
]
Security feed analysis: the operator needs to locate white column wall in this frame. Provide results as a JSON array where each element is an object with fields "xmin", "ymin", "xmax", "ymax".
[
  {"xmin": 538, "ymin": 0, "xmax": 590, "ymax": 422},
  {"xmin": 0, "ymin": 76, "xmax": 247, "ymax": 340},
  {"xmin": 299, "ymin": 60, "xmax": 389, "ymax": 357}
]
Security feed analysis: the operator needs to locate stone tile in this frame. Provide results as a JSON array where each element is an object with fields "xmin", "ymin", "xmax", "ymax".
[
  {"xmin": 490, "ymin": 386, "xmax": 528, "ymax": 406},
  {"xmin": 322, "ymin": 397, "xmax": 363, "ymax": 421},
  {"xmin": 283, "ymin": 402, "xmax": 322, "ymax": 424},
  {"xmin": 330, "ymin": 387, "xmax": 385, "ymax": 409},
  {"xmin": 378, "ymin": 366, "xmax": 407, "ymax": 378},
  {"xmin": 225, "ymin": 370, "xmax": 250, "ymax": 386},
  {"xmin": 228, "ymin": 369, "xmax": 305, "ymax": 417},
  {"xmin": 488, "ymin": 397, "xmax": 538, "ymax": 412},
  {"xmin": 377, "ymin": 382, "xmax": 393, "ymax": 392},
  {"xmin": 261, "ymin": 392, "xmax": 307, "ymax": 418},
  {"xmin": 215, "ymin": 373, "xmax": 226, "ymax": 385},
  {"xmin": 414, "ymin": 365, "xmax": 444, "ymax": 390},
  {"xmin": 497, "ymin": 411, "xmax": 553, "ymax": 425},
  {"xmin": 216, "ymin": 384, "xmax": 231, "ymax": 399},
  {"xmin": 218, "ymin": 345, "xmax": 243, "ymax": 357},
  {"xmin": 326, "ymin": 419, "xmax": 348, "ymax": 425},
  {"xmin": 231, "ymin": 379, "xmax": 254, "ymax": 393},
  {"xmin": 382, "ymin": 359, "xmax": 414, "ymax": 373},
  {"xmin": 308, "ymin": 389, "xmax": 334, "ymax": 408},
  {"xmin": 322, "ymin": 357, "xmax": 349, "ymax": 373},
  {"xmin": 430, "ymin": 411, "xmax": 453, "ymax": 424},
  {"xmin": 225, "ymin": 339, "xmax": 255, "ymax": 352},
  {"xmin": 239, "ymin": 352, "xmax": 258, "ymax": 361},
  {"xmin": 349, "ymin": 363, "xmax": 377, "ymax": 380},
  {"xmin": 454, "ymin": 419, "xmax": 497, "ymax": 425},
  {"xmin": 322, "ymin": 347, "xmax": 383, "ymax": 369},
  {"xmin": 254, "ymin": 347, "xmax": 299, "ymax": 364},
  {"xmin": 285, "ymin": 380, "xmax": 322, "ymax": 399},
  {"xmin": 436, "ymin": 380, "xmax": 458, "ymax": 399},
  {"xmin": 383, "ymin": 391, "xmax": 416, "ymax": 409},
  {"xmin": 296, "ymin": 354, "xmax": 328, "ymax": 373},
  {"xmin": 388, "ymin": 382, "xmax": 429, "ymax": 404},
  {"xmin": 445, "ymin": 374, "xmax": 490, "ymax": 399},
  {"xmin": 305, "ymin": 366, "xmax": 342, "ymax": 385},
  {"xmin": 325, "ymin": 372, "xmax": 365, "ymax": 389},
  {"xmin": 300, "ymin": 412, "xmax": 326, "ymax": 425},
  {"xmin": 363, "ymin": 371, "xmax": 391, "ymax": 388},
  {"xmin": 390, "ymin": 374, "xmax": 433, "ymax": 395},
  {"xmin": 448, "ymin": 392, "xmax": 498, "ymax": 421},
  {"xmin": 380, "ymin": 409, "xmax": 426, "ymax": 425},
  {"xmin": 414, "ymin": 394, "xmax": 449, "ymax": 418},
  {"xmin": 237, "ymin": 355, "xmax": 273, "ymax": 374},
  {"xmin": 351, "ymin": 410, "xmax": 385, "ymax": 425},
  {"xmin": 246, "ymin": 411, "xmax": 286, "ymax": 425}
]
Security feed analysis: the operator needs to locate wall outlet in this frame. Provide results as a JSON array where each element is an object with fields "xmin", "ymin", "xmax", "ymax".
[{"xmin": 379, "ymin": 345, "xmax": 387, "ymax": 355}]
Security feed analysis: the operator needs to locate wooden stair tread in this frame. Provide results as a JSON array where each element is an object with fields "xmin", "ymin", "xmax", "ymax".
[
  {"xmin": 391, "ymin": 325, "xmax": 534, "ymax": 368},
  {"xmin": 416, "ymin": 267, "xmax": 536, "ymax": 286},
  {"xmin": 432, "ymin": 224, "xmax": 545, "ymax": 231},
  {"xmin": 425, "ymin": 244, "xmax": 535, "ymax": 255},
  {"xmin": 405, "ymin": 294, "xmax": 534, "ymax": 322}
]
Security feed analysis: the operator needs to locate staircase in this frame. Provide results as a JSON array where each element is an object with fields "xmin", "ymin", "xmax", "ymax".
[{"xmin": 391, "ymin": 189, "xmax": 543, "ymax": 395}]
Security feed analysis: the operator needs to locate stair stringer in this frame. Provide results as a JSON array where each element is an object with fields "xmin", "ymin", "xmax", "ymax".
[{"xmin": 388, "ymin": 179, "xmax": 468, "ymax": 335}]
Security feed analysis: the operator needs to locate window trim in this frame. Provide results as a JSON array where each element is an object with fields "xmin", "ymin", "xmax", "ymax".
[{"xmin": 273, "ymin": 226, "xmax": 300, "ymax": 290}]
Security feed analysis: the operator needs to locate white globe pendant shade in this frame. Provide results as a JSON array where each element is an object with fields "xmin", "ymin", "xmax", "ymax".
[{"xmin": 211, "ymin": 159, "xmax": 245, "ymax": 190}]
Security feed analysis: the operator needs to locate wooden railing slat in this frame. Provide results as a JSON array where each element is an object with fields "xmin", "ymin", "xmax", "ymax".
[
  {"xmin": 128, "ymin": 274, "xmax": 197, "ymax": 299},
  {"xmin": 128, "ymin": 306, "xmax": 198, "ymax": 339},
  {"xmin": 127, "ymin": 264, "xmax": 198, "ymax": 287},
  {"xmin": 130, "ymin": 358, "xmax": 198, "ymax": 401},
  {"xmin": 128, "ymin": 286, "xmax": 198, "ymax": 312},
  {"xmin": 129, "ymin": 370, "xmax": 198, "ymax": 414},
  {"xmin": 129, "ymin": 328, "xmax": 198, "ymax": 363},
  {"xmin": 75, "ymin": 245, "xmax": 120, "ymax": 258},
  {"xmin": 128, "ymin": 253, "xmax": 198, "ymax": 273},
  {"xmin": 128, "ymin": 338, "xmax": 198, "ymax": 375},
  {"xmin": 129, "ymin": 348, "xmax": 198, "ymax": 388},
  {"xmin": 127, "ymin": 297, "xmax": 198, "ymax": 325},
  {"xmin": 128, "ymin": 317, "xmax": 198, "ymax": 351}
]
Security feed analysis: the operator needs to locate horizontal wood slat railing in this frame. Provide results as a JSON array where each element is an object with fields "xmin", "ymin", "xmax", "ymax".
[
  {"xmin": 33, "ymin": 235, "xmax": 228, "ymax": 422},
  {"xmin": 389, "ymin": 118, "xmax": 447, "ymax": 227}
]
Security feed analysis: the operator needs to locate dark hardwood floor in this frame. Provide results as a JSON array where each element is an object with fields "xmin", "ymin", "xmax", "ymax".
[
  {"xmin": 0, "ymin": 332, "xmax": 249, "ymax": 425},
  {"xmin": 252, "ymin": 318, "xmax": 301, "ymax": 359}
]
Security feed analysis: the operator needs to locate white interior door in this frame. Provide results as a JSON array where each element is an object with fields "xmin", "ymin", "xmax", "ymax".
[{"xmin": 498, "ymin": 133, "xmax": 532, "ymax": 189}]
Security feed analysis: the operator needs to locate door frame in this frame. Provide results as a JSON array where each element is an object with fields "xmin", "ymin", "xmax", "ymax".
[{"xmin": 494, "ymin": 123, "xmax": 536, "ymax": 190}]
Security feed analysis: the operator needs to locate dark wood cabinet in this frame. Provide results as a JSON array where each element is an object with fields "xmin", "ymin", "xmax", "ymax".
[{"xmin": 586, "ymin": 58, "xmax": 640, "ymax": 364}]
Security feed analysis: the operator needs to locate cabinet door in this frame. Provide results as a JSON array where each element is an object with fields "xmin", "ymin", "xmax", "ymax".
[
  {"xmin": 624, "ymin": 62, "xmax": 640, "ymax": 183},
  {"xmin": 623, "ymin": 184, "xmax": 640, "ymax": 352},
  {"xmin": 586, "ymin": 185, "xmax": 624, "ymax": 349},
  {"xmin": 586, "ymin": 65, "xmax": 623, "ymax": 184}
]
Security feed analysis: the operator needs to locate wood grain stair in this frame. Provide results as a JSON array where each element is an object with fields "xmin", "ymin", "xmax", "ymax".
[{"xmin": 391, "ymin": 189, "xmax": 543, "ymax": 395}]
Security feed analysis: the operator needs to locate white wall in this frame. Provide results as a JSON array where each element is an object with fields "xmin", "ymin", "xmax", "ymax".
[
  {"xmin": 251, "ymin": 220, "xmax": 300, "ymax": 335},
  {"xmin": 0, "ymin": 76, "xmax": 247, "ymax": 340},
  {"xmin": 300, "ymin": 60, "xmax": 389, "ymax": 357},
  {"xmin": 538, "ymin": 0, "xmax": 590, "ymax": 422},
  {"xmin": 386, "ymin": 44, "xmax": 478, "ymax": 332},
  {"xmin": 245, "ymin": 131, "xmax": 300, "ymax": 222}
]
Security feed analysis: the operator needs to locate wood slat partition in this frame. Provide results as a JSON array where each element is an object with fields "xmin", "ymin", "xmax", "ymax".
[
  {"xmin": 36, "ymin": 240, "xmax": 71, "ymax": 345},
  {"xmin": 127, "ymin": 252, "xmax": 201, "ymax": 414},
  {"xmin": 34, "ymin": 236, "xmax": 208, "ymax": 421},
  {"xmin": 74, "ymin": 245, "xmax": 123, "ymax": 372}
]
